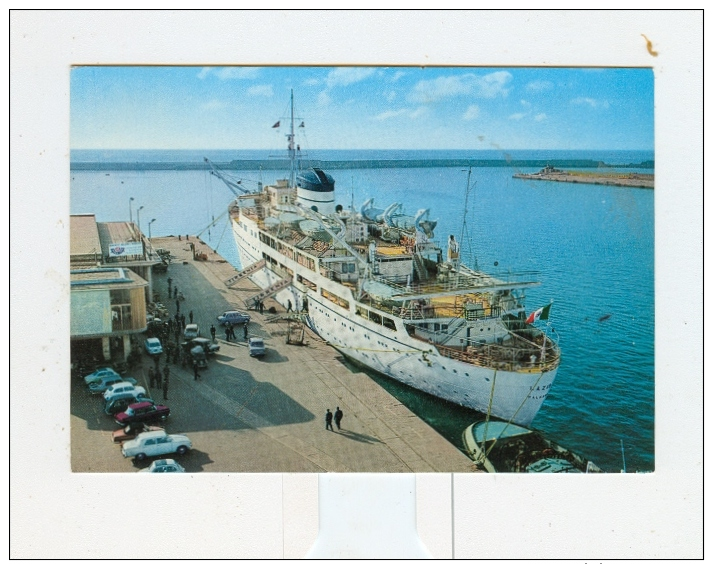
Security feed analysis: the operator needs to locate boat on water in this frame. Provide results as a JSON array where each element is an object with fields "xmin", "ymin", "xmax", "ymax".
[
  {"xmin": 462, "ymin": 420, "xmax": 602, "ymax": 473},
  {"xmin": 205, "ymin": 91, "xmax": 561, "ymax": 426}
]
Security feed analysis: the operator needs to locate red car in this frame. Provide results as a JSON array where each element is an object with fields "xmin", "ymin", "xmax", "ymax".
[
  {"xmin": 114, "ymin": 401, "xmax": 170, "ymax": 426},
  {"xmin": 112, "ymin": 423, "xmax": 163, "ymax": 444}
]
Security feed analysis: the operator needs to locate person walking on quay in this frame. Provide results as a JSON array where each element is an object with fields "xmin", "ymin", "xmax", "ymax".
[
  {"xmin": 225, "ymin": 323, "xmax": 231, "ymax": 342},
  {"xmin": 193, "ymin": 361, "xmax": 200, "ymax": 381},
  {"xmin": 243, "ymin": 323, "xmax": 249, "ymax": 341},
  {"xmin": 148, "ymin": 366, "xmax": 156, "ymax": 389},
  {"xmin": 325, "ymin": 409, "xmax": 334, "ymax": 431},
  {"xmin": 181, "ymin": 314, "xmax": 186, "ymax": 330},
  {"xmin": 189, "ymin": 310, "xmax": 194, "ymax": 324},
  {"xmin": 210, "ymin": 324, "xmax": 216, "ymax": 342},
  {"xmin": 163, "ymin": 365, "xmax": 170, "ymax": 385},
  {"xmin": 334, "ymin": 407, "xmax": 343, "ymax": 431},
  {"xmin": 173, "ymin": 287, "xmax": 178, "ymax": 299},
  {"xmin": 259, "ymin": 301, "xmax": 264, "ymax": 315},
  {"xmin": 162, "ymin": 378, "xmax": 169, "ymax": 400},
  {"xmin": 153, "ymin": 355, "xmax": 160, "ymax": 370},
  {"xmin": 176, "ymin": 298, "xmax": 180, "ymax": 313},
  {"xmin": 167, "ymin": 277, "xmax": 173, "ymax": 296},
  {"xmin": 287, "ymin": 299, "xmax": 293, "ymax": 313}
]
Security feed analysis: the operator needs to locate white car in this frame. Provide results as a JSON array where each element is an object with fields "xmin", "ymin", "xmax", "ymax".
[
  {"xmin": 248, "ymin": 337, "xmax": 266, "ymax": 357},
  {"xmin": 217, "ymin": 310, "xmax": 251, "ymax": 326},
  {"xmin": 183, "ymin": 323, "xmax": 200, "ymax": 340},
  {"xmin": 104, "ymin": 382, "xmax": 147, "ymax": 403},
  {"xmin": 122, "ymin": 429, "xmax": 192, "ymax": 461},
  {"xmin": 139, "ymin": 459, "xmax": 186, "ymax": 473}
]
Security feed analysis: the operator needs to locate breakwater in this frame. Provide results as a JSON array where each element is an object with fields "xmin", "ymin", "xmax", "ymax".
[{"xmin": 70, "ymin": 158, "xmax": 655, "ymax": 172}]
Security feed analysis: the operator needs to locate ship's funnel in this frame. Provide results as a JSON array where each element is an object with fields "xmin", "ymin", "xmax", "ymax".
[{"xmin": 296, "ymin": 168, "xmax": 335, "ymax": 215}]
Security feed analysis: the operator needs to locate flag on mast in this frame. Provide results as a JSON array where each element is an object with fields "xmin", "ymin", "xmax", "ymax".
[
  {"xmin": 526, "ymin": 303, "xmax": 552, "ymax": 324},
  {"xmin": 272, "ymin": 121, "xmax": 280, "ymax": 128}
]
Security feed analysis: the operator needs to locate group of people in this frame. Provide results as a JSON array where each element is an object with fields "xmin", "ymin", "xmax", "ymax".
[
  {"xmin": 148, "ymin": 364, "xmax": 171, "ymax": 400},
  {"xmin": 325, "ymin": 407, "xmax": 344, "ymax": 431},
  {"xmin": 224, "ymin": 322, "xmax": 249, "ymax": 342}
]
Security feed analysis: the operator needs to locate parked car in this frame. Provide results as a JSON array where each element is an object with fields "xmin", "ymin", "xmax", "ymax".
[
  {"xmin": 144, "ymin": 337, "xmax": 163, "ymax": 356},
  {"xmin": 115, "ymin": 401, "xmax": 171, "ymax": 426},
  {"xmin": 112, "ymin": 423, "xmax": 163, "ymax": 444},
  {"xmin": 104, "ymin": 383, "xmax": 147, "ymax": 403},
  {"xmin": 248, "ymin": 337, "xmax": 266, "ymax": 357},
  {"xmin": 121, "ymin": 429, "xmax": 192, "ymax": 461},
  {"xmin": 83, "ymin": 367, "xmax": 120, "ymax": 385},
  {"xmin": 183, "ymin": 324, "xmax": 200, "ymax": 340},
  {"xmin": 217, "ymin": 310, "xmax": 251, "ymax": 326},
  {"xmin": 189, "ymin": 337, "xmax": 220, "ymax": 355},
  {"xmin": 140, "ymin": 459, "xmax": 186, "ymax": 473},
  {"xmin": 105, "ymin": 394, "xmax": 153, "ymax": 415},
  {"xmin": 87, "ymin": 374, "xmax": 137, "ymax": 394}
]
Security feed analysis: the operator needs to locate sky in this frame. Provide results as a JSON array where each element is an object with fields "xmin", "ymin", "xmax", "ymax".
[{"xmin": 70, "ymin": 66, "xmax": 654, "ymax": 151}]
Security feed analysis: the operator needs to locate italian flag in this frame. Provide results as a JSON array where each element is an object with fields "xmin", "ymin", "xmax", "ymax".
[{"xmin": 526, "ymin": 303, "xmax": 552, "ymax": 324}]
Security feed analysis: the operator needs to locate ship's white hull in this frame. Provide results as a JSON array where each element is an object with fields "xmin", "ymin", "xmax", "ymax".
[{"xmin": 232, "ymin": 213, "xmax": 555, "ymax": 426}]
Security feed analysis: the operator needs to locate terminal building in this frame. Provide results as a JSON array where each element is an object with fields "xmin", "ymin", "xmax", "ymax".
[{"xmin": 70, "ymin": 214, "xmax": 159, "ymax": 363}]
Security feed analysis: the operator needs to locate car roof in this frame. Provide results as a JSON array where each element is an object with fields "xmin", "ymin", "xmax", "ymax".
[
  {"xmin": 128, "ymin": 401, "xmax": 154, "ymax": 409},
  {"xmin": 249, "ymin": 337, "xmax": 264, "ymax": 343},
  {"xmin": 146, "ymin": 337, "xmax": 161, "ymax": 344},
  {"xmin": 137, "ymin": 429, "xmax": 168, "ymax": 439},
  {"xmin": 186, "ymin": 323, "xmax": 198, "ymax": 329}
]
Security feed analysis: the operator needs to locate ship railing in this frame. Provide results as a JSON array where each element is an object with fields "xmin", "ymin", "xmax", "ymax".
[{"xmin": 412, "ymin": 332, "xmax": 560, "ymax": 372}]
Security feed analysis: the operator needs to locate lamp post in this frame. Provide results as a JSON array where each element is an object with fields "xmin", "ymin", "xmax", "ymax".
[
  {"xmin": 136, "ymin": 206, "xmax": 144, "ymax": 238},
  {"xmin": 148, "ymin": 219, "xmax": 156, "ymax": 259},
  {"xmin": 129, "ymin": 197, "xmax": 135, "ymax": 224}
]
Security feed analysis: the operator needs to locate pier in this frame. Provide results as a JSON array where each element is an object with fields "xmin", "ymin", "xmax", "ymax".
[
  {"xmin": 513, "ymin": 168, "xmax": 654, "ymax": 189},
  {"xmin": 71, "ymin": 236, "xmax": 477, "ymax": 473}
]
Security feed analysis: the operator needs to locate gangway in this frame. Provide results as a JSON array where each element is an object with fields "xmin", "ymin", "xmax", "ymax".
[
  {"xmin": 243, "ymin": 277, "xmax": 291, "ymax": 309},
  {"xmin": 224, "ymin": 259, "xmax": 266, "ymax": 288}
]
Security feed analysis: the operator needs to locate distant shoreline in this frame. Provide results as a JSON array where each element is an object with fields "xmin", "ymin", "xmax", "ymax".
[
  {"xmin": 69, "ymin": 158, "xmax": 655, "ymax": 172},
  {"xmin": 513, "ymin": 170, "xmax": 654, "ymax": 189}
]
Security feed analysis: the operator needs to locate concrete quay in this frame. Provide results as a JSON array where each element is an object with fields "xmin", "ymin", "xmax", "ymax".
[{"xmin": 71, "ymin": 235, "xmax": 477, "ymax": 473}]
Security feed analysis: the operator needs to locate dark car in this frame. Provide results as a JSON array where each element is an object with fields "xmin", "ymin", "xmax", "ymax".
[
  {"xmin": 104, "ymin": 394, "xmax": 153, "ymax": 415},
  {"xmin": 190, "ymin": 337, "xmax": 220, "ymax": 355},
  {"xmin": 114, "ymin": 401, "xmax": 170, "ymax": 426},
  {"xmin": 112, "ymin": 423, "xmax": 163, "ymax": 444}
]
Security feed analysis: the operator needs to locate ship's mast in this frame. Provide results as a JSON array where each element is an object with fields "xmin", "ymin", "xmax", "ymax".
[{"xmin": 288, "ymin": 89, "xmax": 296, "ymax": 188}]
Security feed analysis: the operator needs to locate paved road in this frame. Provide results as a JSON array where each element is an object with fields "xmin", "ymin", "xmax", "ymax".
[{"xmin": 71, "ymin": 237, "xmax": 476, "ymax": 473}]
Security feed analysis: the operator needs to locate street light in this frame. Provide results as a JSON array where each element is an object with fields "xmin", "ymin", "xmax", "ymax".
[
  {"xmin": 129, "ymin": 197, "xmax": 135, "ymax": 224},
  {"xmin": 136, "ymin": 206, "xmax": 144, "ymax": 237},
  {"xmin": 148, "ymin": 219, "xmax": 156, "ymax": 259},
  {"xmin": 148, "ymin": 218, "xmax": 156, "ymax": 240}
]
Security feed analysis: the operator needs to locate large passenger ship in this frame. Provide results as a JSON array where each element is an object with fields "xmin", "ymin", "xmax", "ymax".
[{"xmin": 207, "ymin": 92, "xmax": 560, "ymax": 426}]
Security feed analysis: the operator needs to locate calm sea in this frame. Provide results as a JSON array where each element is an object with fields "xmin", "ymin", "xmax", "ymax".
[{"xmin": 70, "ymin": 149, "xmax": 655, "ymax": 472}]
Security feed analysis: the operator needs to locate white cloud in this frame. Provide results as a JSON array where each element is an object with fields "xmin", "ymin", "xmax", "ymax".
[
  {"xmin": 200, "ymin": 100, "xmax": 226, "ymax": 111},
  {"xmin": 408, "ymin": 71, "xmax": 512, "ymax": 103},
  {"xmin": 526, "ymin": 80, "xmax": 554, "ymax": 92},
  {"xmin": 509, "ymin": 113, "xmax": 526, "ymax": 120},
  {"xmin": 391, "ymin": 70, "xmax": 406, "ymax": 83},
  {"xmin": 409, "ymin": 106, "xmax": 427, "ymax": 119},
  {"xmin": 317, "ymin": 90, "xmax": 331, "ymax": 107},
  {"xmin": 520, "ymin": 99, "xmax": 531, "ymax": 107},
  {"xmin": 463, "ymin": 105, "xmax": 480, "ymax": 121},
  {"xmin": 197, "ymin": 67, "xmax": 211, "ymax": 80},
  {"xmin": 477, "ymin": 71, "xmax": 512, "ymax": 98},
  {"xmin": 571, "ymin": 97, "xmax": 610, "ymax": 109},
  {"xmin": 385, "ymin": 90, "xmax": 397, "ymax": 102},
  {"xmin": 374, "ymin": 109, "xmax": 408, "ymax": 121},
  {"xmin": 247, "ymin": 84, "xmax": 274, "ymax": 97},
  {"xmin": 534, "ymin": 113, "xmax": 547, "ymax": 122},
  {"xmin": 215, "ymin": 67, "xmax": 260, "ymax": 80},
  {"xmin": 325, "ymin": 67, "xmax": 376, "ymax": 88},
  {"xmin": 304, "ymin": 78, "xmax": 321, "ymax": 86}
]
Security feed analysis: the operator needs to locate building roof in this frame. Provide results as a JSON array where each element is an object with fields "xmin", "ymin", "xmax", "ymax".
[
  {"xmin": 70, "ymin": 214, "xmax": 102, "ymax": 258},
  {"xmin": 70, "ymin": 267, "xmax": 147, "ymax": 290}
]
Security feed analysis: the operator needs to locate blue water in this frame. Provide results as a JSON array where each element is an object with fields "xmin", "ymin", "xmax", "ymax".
[{"xmin": 70, "ymin": 150, "xmax": 655, "ymax": 472}]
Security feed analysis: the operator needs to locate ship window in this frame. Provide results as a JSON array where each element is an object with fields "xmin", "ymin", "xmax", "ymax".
[{"xmin": 383, "ymin": 317, "xmax": 396, "ymax": 331}]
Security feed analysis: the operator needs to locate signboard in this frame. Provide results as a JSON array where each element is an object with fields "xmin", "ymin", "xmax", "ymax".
[{"xmin": 108, "ymin": 241, "xmax": 143, "ymax": 257}]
